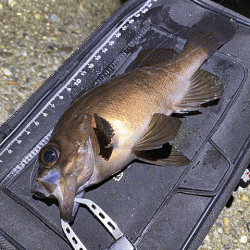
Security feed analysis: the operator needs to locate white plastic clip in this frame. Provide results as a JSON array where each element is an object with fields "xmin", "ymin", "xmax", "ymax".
[
  {"xmin": 61, "ymin": 219, "xmax": 87, "ymax": 250},
  {"xmin": 61, "ymin": 198, "xmax": 124, "ymax": 250},
  {"xmin": 75, "ymin": 198, "xmax": 124, "ymax": 240}
]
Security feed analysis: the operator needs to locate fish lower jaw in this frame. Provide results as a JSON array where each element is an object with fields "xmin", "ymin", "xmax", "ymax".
[
  {"xmin": 60, "ymin": 191, "xmax": 85, "ymax": 223},
  {"xmin": 60, "ymin": 203, "xmax": 78, "ymax": 223},
  {"xmin": 59, "ymin": 205, "xmax": 75, "ymax": 223}
]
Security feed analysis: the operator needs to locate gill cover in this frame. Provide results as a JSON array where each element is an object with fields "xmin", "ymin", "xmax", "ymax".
[{"xmin": 57, "ymin": 136, "xmax": 97, "ymax": 222}]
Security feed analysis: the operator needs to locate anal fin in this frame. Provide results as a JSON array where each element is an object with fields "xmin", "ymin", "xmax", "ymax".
[{"xmin": 176, "ymin": 69, "xmax": 223, "ymax": 113}]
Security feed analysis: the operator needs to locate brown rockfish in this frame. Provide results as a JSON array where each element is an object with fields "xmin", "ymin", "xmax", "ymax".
[{"xmin": 32, "ymin": 14, "xmax": 236, "ymax": 222}]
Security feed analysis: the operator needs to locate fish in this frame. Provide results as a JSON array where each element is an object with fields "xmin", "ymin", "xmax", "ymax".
[{"xmin": 32, "ymin": 14, "xmax": 236, "ymax": 222}]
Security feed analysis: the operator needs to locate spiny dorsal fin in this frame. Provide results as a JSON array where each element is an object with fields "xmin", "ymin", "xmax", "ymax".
[
  {"xmin": 134, "ymin": 48, "xmax": 176, "ymax": 69},
  {"xmin": 176, "ymin": 69, "xmax": 223, "ymax": 113},
  {"xmin": 134, "ymin": 113, "xmax": 181, "ymax": 151},
  {"xmin": 134, "ymin": 143, "xmax": 190, "ymax": 167},
  {"xmin": 93, "ymin": 114, "xmax": 114, "ymax": 160}
]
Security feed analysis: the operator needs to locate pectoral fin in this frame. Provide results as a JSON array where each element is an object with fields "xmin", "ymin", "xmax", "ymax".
[
  {"xmin": 134, "ymin": 48, "xmax": 176, "ymax": 68},
  {"xmin": 133, "ymin": 113, "xmax": 189, "ymax": 166},
  {"xmin": 93, "ymin": 114, "xmax": 114, "ymax": 160}
]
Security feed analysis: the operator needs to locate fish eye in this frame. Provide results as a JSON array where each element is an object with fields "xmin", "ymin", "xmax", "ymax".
[
  {"xmin": 43, "ymin": 150, "xmax": 56, "ymax": 163},
  {"xmin": 39, "ymin": 145, "xmax": 60, "ymax": 167}
]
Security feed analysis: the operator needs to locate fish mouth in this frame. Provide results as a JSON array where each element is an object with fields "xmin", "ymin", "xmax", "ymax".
[{"xmin": 32, "ymin": 174, "xmax": 84, "ymax": 223}]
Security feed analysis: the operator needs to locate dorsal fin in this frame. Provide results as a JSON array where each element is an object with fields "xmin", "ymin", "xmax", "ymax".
[
  {"xmin": 134, "ymin": 113, "xmax": 181, "ymax": 151},
  {"xmin": 133, "ymin": 48, "xmax": 176, "ymax": 68},
  {"xmin": 176, "ymin": 69, "xmax": 223, "ymax": 113},
  {"xmin": 93, "ymin": 114, "xmax": 114, "ymax": 160}
]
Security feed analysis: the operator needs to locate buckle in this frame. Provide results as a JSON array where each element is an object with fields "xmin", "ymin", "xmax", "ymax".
[{"xmin": 61, "ymin": 198, "xmax": 135, "ymax": 250}]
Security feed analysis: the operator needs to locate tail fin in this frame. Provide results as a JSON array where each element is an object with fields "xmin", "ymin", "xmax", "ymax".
[{"xmin": 185, "ymin": 13, "xmax": 237, "ymax": 57}]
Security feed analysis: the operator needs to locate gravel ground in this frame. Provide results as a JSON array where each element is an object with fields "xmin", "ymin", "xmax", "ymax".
[
  {"xmin": 0, "ymin": 0, "xmax": 120, "ymax": 123},
  {"xmin": 0, "ymin": 0, "xmax": 250, "ymax": 249},
  {"xmin": 199, "ymin": 187, "xmax": 250, "ymax": 250}
]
